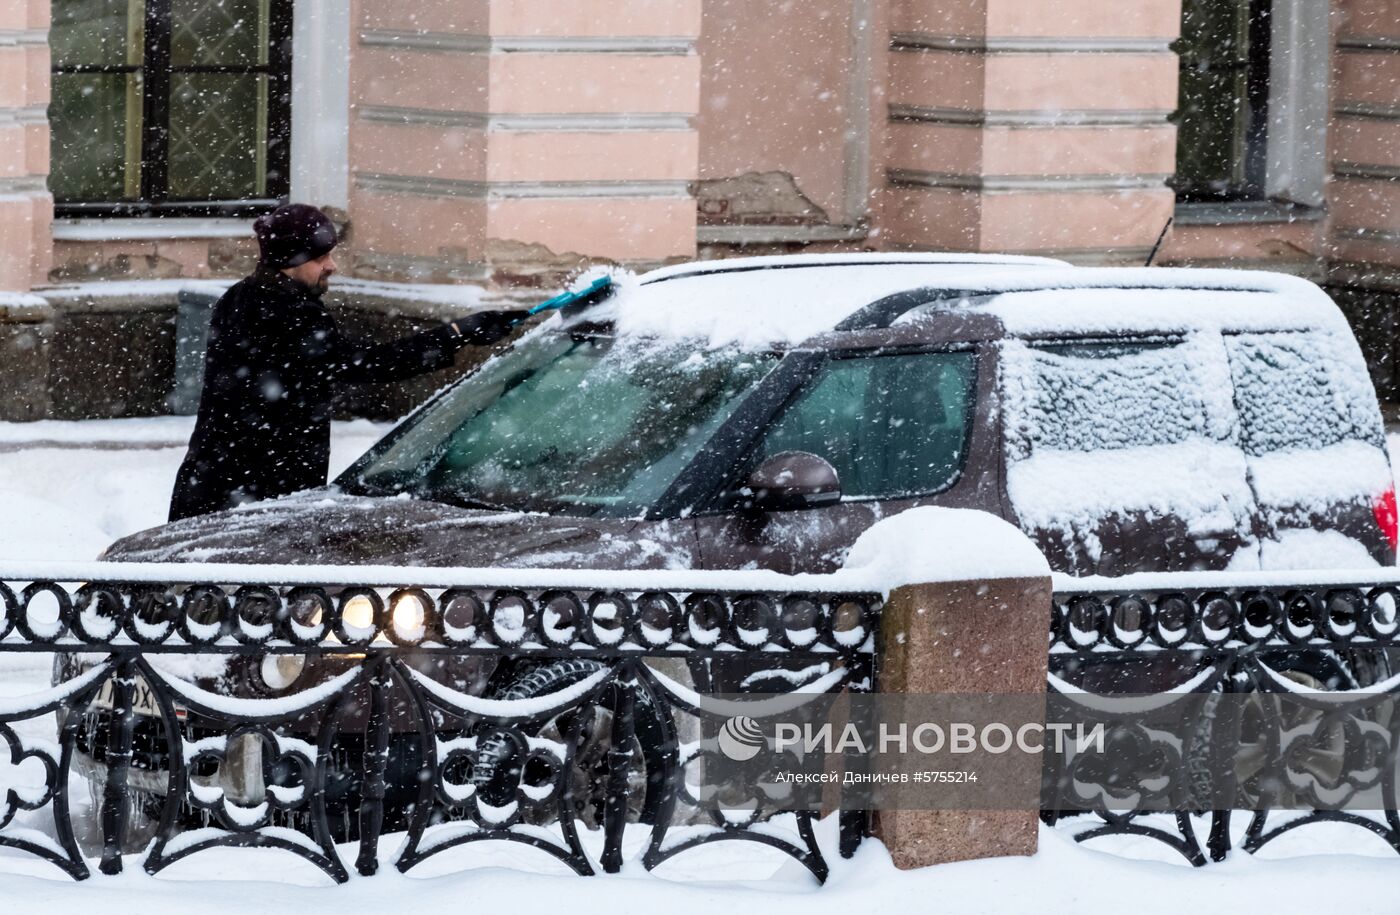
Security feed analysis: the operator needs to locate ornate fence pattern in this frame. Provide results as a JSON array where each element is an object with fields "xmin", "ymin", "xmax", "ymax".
[
  {"xmin": 12, "ymin": 563, "xmax": 1400, "ymax": 881},
  {"xmin": 0, "ymin": 571, "xmax": 880, "ymax": 882},
  {"xmin": 1045, "ymin": 578, "xmax": 1400, "ymax": 865}
]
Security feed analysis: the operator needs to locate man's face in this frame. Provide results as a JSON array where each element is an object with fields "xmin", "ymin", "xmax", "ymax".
[{"xmin": 283, "ymin": 251, "xmax": 336, "ymax": 296}]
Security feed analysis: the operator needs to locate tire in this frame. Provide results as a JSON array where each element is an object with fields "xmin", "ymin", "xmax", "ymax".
[
  {"xmin": 472, "ymin": 659, "xmax": 666, "ymax": 829},
  {"xmin": 1185, "ymin": 663, "xmax": 1365, "ymax": 811}
]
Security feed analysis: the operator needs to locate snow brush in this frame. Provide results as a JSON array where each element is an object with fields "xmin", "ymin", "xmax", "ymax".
[{"xmin": 514, "ymin": 276, "xmax": 616, "ymax": 325}]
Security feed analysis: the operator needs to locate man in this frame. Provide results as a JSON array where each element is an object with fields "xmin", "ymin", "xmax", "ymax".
[{"xmin": 169, "ymin": 203, "xmax": 522, "ymax": 521}]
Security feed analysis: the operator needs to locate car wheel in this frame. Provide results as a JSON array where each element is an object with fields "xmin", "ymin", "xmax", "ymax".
[
  {"xmin": 1187, "ymin": 667, "xmax": 1367, "ymax": 810},
  {"xmin": 471, "ymin": 659, "xmax": 665, "ymax": 829}
]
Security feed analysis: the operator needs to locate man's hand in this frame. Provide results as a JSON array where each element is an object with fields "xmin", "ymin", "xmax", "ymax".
[{"xmin": 450, "ymin": 310, "xmax": 526, "ymax": 345}]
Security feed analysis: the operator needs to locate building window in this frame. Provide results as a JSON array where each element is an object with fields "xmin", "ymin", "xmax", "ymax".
[
  {"xmin": 49, "ymin": 0, "xmax": 292, "ymax": 217},
  {"xmin": 1172, "ymin": 0, "xmax": 1273, "ymax": 201}
]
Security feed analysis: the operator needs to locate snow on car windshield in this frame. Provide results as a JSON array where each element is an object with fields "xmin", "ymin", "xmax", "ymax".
[{"xmin": 343, "ymin": 331, "xmax": 776, "ymax": 517}]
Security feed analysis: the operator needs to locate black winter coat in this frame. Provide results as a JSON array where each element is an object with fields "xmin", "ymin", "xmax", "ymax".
[{"xmin": 169, "ymin": 268, "xmax": 468, "ymax": 521}]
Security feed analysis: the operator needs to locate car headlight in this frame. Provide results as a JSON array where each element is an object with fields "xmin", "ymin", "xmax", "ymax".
[
  {"xmin": 341, "ymin": 594, "xmax": 376, "ymax": 631},
  {"xmin": 391, "ymin": 592, "xmax": 428, "ymax": 639},
  {"xmin": 260, "ymin": 654, "xmax": 306, "ymax": 691}
]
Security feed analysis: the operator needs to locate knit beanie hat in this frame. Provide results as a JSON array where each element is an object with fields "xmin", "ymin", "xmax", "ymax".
[{"xmin": 253, "ymin": 204, "xmax": 338, "ymax": 269}]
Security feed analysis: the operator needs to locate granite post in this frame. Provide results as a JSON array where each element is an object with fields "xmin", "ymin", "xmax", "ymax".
[{"xmin": 853, "ymin": 508, "xmax": 1053, "ymax": 870}]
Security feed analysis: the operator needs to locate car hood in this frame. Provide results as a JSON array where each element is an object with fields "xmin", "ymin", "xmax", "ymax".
[{"xmin": 101, "ymin": 489, "xmax": 698, "ymax": 570}]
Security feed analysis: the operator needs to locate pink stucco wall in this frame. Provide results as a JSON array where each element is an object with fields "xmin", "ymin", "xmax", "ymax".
[{"xmin": 0, "ymin": 0, "xmax": 1394, "ymax": 291}]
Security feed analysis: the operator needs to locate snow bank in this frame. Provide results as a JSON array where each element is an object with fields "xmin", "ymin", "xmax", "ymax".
[
  {"xmin": 0, "ymin": 291, "xmax": 49, "ymax": 310},
  {"xmin": 0, "ymin": 418, "xmax": 391, "ymax": 562},
  {"xmin": 3, "ymin": 820, "xmax": 1400, "ymax": 914},
  {"xmin": 41, "ymin": 278, "xmax": 235, "ymax": 299},
  {"xmin": 0, "ymin": 415, "xmax": 196, "ymax": 446}
]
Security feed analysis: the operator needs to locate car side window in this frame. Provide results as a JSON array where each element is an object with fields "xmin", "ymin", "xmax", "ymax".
[
  {"xmin": 1001, "ymin": 335, "xmax": 1236, "ymax": 459},
  {"xmin": 747, "ymin": 350, "xmax": 976, "ymax": 500},
  {"xmin": 1224, "ymin": 330, "xmax": 1386, "ymax": 454},
  {"xmin": 998, "ymin": 333, "xmax": 1257, "ymax": 573}
]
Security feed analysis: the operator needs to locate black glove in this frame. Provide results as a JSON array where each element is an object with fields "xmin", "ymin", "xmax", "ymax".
[{"xmin": 450, "ymin": 310, "xmax": 526, "ymax": 345}]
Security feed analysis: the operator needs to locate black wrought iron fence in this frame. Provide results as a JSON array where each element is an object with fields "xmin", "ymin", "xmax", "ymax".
[
  {"xmin": 1045, "ymin": 574, "xmax": 1400, "ymax": 865},
  {"xmin": 0, "ymin": 566, "xmax": 881, "ymax": 883},
  {"xmin": 12, "ymin": 560, "xmax": 1400, "ymax": 882}
]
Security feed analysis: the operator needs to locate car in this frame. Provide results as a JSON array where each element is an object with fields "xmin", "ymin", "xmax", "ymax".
[
  {"xmin": 66, "ymin": 252, "xmax": 1399, "ymax": 837},
  {"xmin": 104, "ymin": 252, "xmax": 1398, "ymax": 577}
]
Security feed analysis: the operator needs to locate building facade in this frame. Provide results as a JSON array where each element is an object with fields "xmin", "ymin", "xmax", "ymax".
[{"xmin": 0, "ymin": 0, "xmax": 1397, "ymax": 417}]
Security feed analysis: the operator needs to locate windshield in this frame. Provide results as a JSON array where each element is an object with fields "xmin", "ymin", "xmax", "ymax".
[{"xmin": 341, "ymin": 332, "xmax": 777, "ymax": 516}]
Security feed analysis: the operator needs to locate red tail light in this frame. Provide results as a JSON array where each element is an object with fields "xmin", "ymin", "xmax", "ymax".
[{"xmin": 1374, "ymin": 486, "xmax": 1399, "ymax": 551}]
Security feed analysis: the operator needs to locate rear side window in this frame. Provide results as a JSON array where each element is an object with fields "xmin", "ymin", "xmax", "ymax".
[
  {"xmin": 999, "ymin": 333, "xmax": 1255, "ymax": 572},
  {"xmin": 1224, "ymin": 331, "xmax": 1385, "ymax": 454},
  {"xmin": 1001, "ymin": 334, "xmax": 1238, "ymax": 460},
  {"xmin": 751, "ymin": 351, "xmax": 976, "ymax": 499}
]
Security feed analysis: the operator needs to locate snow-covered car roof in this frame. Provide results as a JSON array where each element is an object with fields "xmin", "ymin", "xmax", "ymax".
[
  {"xmin": 576, "ymin": 258, "xmax": 1348, "ymax": 348},
  {"xmin": 638, "ymin": 251, "xmax": 1073, "ymax": 283}
]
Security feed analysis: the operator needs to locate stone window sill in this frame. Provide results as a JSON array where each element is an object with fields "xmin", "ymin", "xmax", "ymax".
[
  {"xmin": 52, "ymin": 218, "xmax": 253, "ymax": 242},
  {"xmin": 1173, "ymin": 200, "xmax": 1325, "ymax": 227}
]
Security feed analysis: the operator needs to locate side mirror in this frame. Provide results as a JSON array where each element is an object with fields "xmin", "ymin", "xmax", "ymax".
[{"xmin": 740, "ymin": 451, "xmax": 841, "ymax": 512}]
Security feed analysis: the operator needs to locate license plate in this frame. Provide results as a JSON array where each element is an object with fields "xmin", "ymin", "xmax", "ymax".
[{"xmin": 91, "ymin": 676, "xmax": 176, "ymax": 718}]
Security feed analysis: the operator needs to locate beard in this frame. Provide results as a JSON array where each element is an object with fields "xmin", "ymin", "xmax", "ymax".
[{"xmin": 293, "ymin": 272, "xmax": 331, "ymax": 298}]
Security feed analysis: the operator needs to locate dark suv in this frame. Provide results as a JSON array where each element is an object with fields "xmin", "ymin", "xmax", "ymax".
[
  {"xmin": 107, "ymin": 253, "xmax": 1397, "ymax": 576},
  {"xmin": 72, "ymin": 253, "xmax": 1399, "ymax": 834}
]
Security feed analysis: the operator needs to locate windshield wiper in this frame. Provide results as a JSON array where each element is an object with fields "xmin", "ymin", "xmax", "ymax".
[
  {"xmin": 415, "ymin": 487, "xmax": 518, "ymax": 513},
  {"xmin": 337, "ymin": 475, "xmax": 399, "ymax": 498}
]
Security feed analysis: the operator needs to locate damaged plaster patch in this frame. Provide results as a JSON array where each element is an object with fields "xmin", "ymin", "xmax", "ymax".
[{"xmin": 694, "ymin": 171, "xmax": 832, "ymax": 225}]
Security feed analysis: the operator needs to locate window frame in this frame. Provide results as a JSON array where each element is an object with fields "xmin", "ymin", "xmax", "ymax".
[
  {"xmin": 1171, "ymin": 0, "xmax": 1330, "ymax": 212},
  {"xmin": 1171, "ymin": 0, "xmax": 1274, "ymax": 203},
  {"xmin": 50, "ymin": 0, "xmax": 293, "ymax": 218}
]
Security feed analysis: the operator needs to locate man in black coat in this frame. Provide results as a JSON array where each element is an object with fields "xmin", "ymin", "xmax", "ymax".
[{"xmin": 169, "ymin": 204, "xmax": 521, "ymax": 521}]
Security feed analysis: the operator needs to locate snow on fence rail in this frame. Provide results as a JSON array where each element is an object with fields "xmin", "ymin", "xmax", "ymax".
[
  {"xmin": 1047, "ymin": 568, "xmax": 1400, "ymax": 865},
  {"xmin": 9, "ymin": 559, "xmax": 1400, "ymax": 881},
  {"xmin": 0, "ymin": 561, "xmax": 880, "ymax": 883}
]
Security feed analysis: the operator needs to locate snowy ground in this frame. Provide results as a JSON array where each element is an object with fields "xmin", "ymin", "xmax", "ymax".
[
  {"xmin": 0, "ymin": 415, "xmax": 391, "ymax": 561},
  {"xmin": 0, "ymin": 417, "xmax": 1398, "ymax": 910}
]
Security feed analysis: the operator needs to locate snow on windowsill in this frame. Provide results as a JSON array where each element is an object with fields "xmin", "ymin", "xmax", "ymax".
[
  {"xmin": 52, "ymin": 218, "xmax": 256, "ymax": 242},
  {"xmin": 35, "ymin": 276, "xmax": 491, "ymax": 311}
]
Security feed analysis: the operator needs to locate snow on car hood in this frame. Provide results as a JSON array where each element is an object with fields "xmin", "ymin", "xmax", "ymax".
[{"xmin": 100, "ymin": 489, "xmax": 697, "ymax": 570}]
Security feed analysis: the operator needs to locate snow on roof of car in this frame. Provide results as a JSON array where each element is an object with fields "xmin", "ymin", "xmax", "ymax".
[
  {"xmin": 950, "ymin": 268, "xmax": 1350, "ymax": 336},
  {"xmin": 577, "ymin": 259, "xmax": 1348, "ymax": 348},
  {"xmin": 638, "ymin": 251, "xmax": 1072, "ymax": 283}
]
